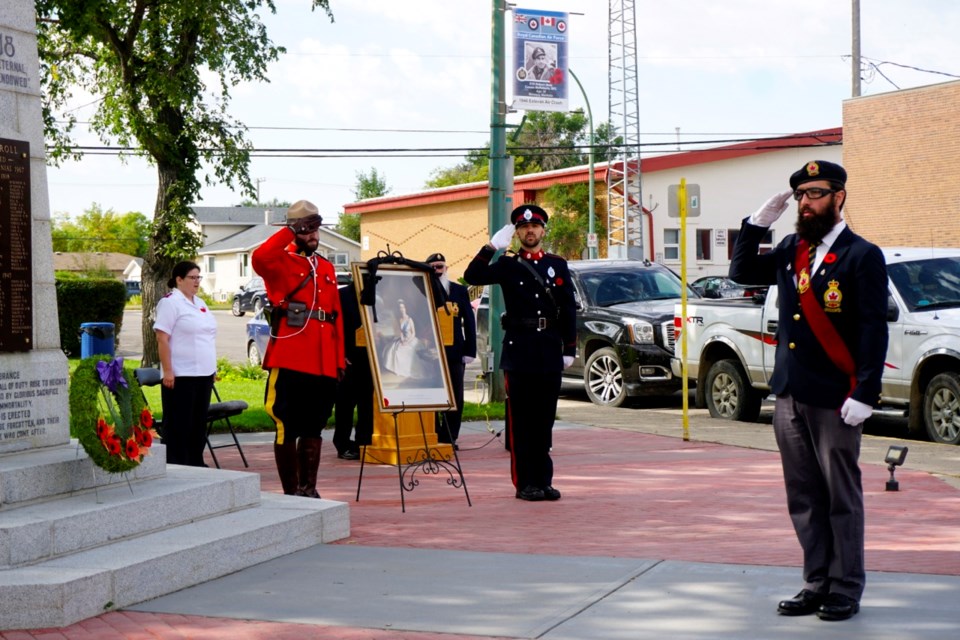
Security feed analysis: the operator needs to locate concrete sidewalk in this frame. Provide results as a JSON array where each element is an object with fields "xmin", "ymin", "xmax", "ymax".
[{"xmin": 4, "ymin": 405, "xmax": 959, "ymax": 639}]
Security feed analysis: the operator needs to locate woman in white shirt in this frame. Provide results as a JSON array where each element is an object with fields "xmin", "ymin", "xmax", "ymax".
[{"xmin": 153, "ymin": 261, "xmax": 218, "ymax": 466}]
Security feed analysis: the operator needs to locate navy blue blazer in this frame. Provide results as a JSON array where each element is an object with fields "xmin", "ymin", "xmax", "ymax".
[
  {"xmin": 729, "ymin": 219, "xmax": 888, "ymax": 410},
  {"xmin": 436, "ymin": 281, "xmax": 477, "ymax": 361}
]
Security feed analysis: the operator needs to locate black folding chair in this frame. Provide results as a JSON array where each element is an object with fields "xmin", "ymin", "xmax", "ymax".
[{"xmin": 133, "ymin": 368, "xmax": 248, "ymax": 468}]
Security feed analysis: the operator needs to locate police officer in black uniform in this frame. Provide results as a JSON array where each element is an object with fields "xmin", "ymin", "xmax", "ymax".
[{"xmin": 464, "ymin": 204, "xmax": 577, "ymax": 501}]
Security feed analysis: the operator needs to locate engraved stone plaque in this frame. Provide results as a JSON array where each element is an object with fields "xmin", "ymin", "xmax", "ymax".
[{"xmin": 0, "ymin": 136, "xmax": 32, "ymax": 353}]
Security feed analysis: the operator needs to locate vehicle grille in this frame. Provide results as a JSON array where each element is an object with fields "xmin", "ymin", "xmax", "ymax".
[{"xmin": 662, "ymin": 321, "xmax": 676, "ymax": 351}]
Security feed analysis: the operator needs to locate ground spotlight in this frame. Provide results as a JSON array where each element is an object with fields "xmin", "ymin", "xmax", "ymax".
[{"xmin": 884, "ymin": 445, "xmax": 908, "ymax": 491}]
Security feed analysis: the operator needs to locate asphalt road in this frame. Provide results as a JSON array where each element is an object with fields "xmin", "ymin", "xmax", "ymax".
[{"xmin": 117, "ymin": 309, "xmax": 254, "ymax": 365}]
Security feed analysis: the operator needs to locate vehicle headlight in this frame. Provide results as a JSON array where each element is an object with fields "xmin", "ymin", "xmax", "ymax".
[{"xmin": 626, "ymin": 319, "xmax": 655, "ymax": 344}]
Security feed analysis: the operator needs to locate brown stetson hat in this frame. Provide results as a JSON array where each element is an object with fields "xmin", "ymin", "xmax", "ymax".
[{"xmin": 272, "ymin": 200, "xmax": 322, "ymax": 227}]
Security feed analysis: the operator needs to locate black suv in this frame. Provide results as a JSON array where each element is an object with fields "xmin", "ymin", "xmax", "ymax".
[
  {"xmin": 231, "ymin": 276, "xmax": 267, "ymax": 317},
  {"xmin": 476, "ymin": 259, "xmax": 696, "ymax": 407}
]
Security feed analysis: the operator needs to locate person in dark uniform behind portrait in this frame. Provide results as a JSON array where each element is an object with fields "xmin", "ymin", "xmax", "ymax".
[
  {"xmin": 464, "ymin": 204, "xmax": 576, "ymax": 501},
  {"xmin": 252, "ymin": 200, "xmax": 345, "ymax": 498},
  {"xmin": 333, "ymin": 276, "xmax": 373, "ymax": 460},
  {"xmin": 426, "ymin": 252, "xmax": 477, "ymax": 449},
  {"xmin": 729, "ymin": 160, "xmax": 888, "ymax": 622}
]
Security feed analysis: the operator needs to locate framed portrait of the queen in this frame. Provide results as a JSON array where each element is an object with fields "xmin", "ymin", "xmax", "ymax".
[{"xmin": 351, "ymin": 262, "xmax": 456, "ymax": 414}]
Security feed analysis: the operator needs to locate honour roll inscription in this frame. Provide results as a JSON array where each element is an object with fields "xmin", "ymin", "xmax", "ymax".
[{"xmin": 0, "ymin": 137, "xmax": 32, "ymax": 352}]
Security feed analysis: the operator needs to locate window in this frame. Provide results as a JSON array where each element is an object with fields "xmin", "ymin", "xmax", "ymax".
[
  {"xmin": 663, "ymin": 228, "xmax": 679, "ymax": 261},
  {"xmin": 727, "ymin": 228, "xmax": 775, "ymax": 259},
  {"xmin": 206, "ymin": 256, "xmax": 216, "ymax": 273},
  {"xmin": 328, "ymin": 252, "xmax": 349, "ymax": 268},
  {"xmin": 239, "ymin": 253, "xmax": 250, "ymax": 277},
  {"xmin": 696, "ymin": 229, "xmax": 712, "ymax": 261}
]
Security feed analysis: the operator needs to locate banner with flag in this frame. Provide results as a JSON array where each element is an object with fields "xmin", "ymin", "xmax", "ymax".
[{"xmin": 512, "ymin": 8, "xmax": 568, "ymax": 113}]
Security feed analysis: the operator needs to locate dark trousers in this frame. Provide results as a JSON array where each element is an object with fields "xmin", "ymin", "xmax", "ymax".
[
  {"xmin": 504, "ymin": 370, "xmax": 561, "ymax": 490},
  {"xmin": 265, "ymin": 368, "xmax": 336, "ymax": 445},
  {"xmin": 333, "ymin": 355, "xmax": 374, "ymax": 453},
  {"xmin": 773, "ymin": 393, "xmax": 865, "ymax": 600},
  {"xmin": 160, "ymin": 374, "xmax": 214, "ymax": 467},
  {"xmin": 437, "ymin": 354, "xmax": 466, "ymax": 443}
]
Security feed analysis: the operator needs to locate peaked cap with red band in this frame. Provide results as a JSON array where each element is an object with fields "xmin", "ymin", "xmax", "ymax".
[{"xmin": 510, "ymin": 204, "xmax": 549, "ymax": 227}]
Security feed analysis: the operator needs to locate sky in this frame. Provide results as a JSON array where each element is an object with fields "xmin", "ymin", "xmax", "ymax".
[{"xmin": 44, "ymin": 0, "xmax": 960, "ymax": 224}]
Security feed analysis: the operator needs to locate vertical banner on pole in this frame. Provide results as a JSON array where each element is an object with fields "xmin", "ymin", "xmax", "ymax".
[{"xmin": 511, "ymin": 8, "xmax": 568, "ymax": 112}]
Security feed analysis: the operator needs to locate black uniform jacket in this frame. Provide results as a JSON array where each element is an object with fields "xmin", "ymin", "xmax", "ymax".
[
  {"xmin": 465, "ymin": 245, "xmax": 576, "ymax": 373},
  {"xmin": 729, "ymin": 219, "xmax": 888, "ymax": 410},
  {"xmin": 435, "ymin": 281, "xmax": 477, "ymax": 361}
]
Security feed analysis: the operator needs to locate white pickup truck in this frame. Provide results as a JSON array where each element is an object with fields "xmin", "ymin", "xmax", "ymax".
[{"xmin": 671, "ymin": 248, "xmax": 960, "ymax": 445}]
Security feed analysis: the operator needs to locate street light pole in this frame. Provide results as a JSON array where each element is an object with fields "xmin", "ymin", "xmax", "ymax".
[{"xmin": 569, "ymin": 69, "xmax": 596, "ymax": 259}]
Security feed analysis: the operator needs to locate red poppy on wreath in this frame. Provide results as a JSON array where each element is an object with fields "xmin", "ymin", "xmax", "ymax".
[
  {"xmin": 105, "ymin": 435, "xmax": 123, "ymax": 456},
  {"xmin": 823, "ymin": 253, "xmax": 837, "ymax": 264},
  {"xmin": 96, "ymin": 417, "xmax": 111, "ymax": 440},
  {"xmin": 125, "ymin": 437, "xmax": 141, "ymax": 460},
  {"xmin": 134, "ymin": 425, "xmax": 154, "ymax": 448},
  {"xmin": 555, "ymin": 277, "xmax": 564, "ymax": 286},
  {"xmin": 140, "ymin": 408, "xmax": 153, "ymax": 428}
]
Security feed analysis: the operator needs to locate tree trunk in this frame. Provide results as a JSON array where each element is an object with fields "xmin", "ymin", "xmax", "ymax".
[{"xmin": 139, "ymin": 166, "xmax": 180, "ymax": 368}]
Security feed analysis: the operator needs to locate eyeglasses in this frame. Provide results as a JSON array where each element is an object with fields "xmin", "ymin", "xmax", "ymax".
[
  {"xmin": 793, "ymin": 187, "xmax": 837, "ymax": 201},
  {"xmin": 185, "ymin": 275, "xmax": 203, "ymax": 281},
  {"xmin": 431, "ymin": 264, "xmax": 446, "ymax": 271}
]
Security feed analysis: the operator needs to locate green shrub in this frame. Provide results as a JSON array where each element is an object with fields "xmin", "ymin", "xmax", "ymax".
[{"xmin": 56, "ymin": 277, "xmax": 126, "ymax": 358}]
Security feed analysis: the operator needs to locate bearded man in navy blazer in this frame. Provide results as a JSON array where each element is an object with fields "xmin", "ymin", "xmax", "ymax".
[{"xmin": 730, "ymin": 160, "xmax": 888, "ymax": 622}]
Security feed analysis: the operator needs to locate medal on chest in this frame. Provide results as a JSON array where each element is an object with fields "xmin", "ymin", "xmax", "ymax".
[
  {"xmin": 797, "ymin": 268, "xmax": 811, "ymax": 295},
  {"xmin": 824, "ymin": 280, "xmax": 843, "ymax": 312}
]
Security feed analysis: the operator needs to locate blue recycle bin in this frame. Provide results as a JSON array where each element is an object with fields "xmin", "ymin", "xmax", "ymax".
[{"xmin": 80, "ymin": 322, "xmax": 115, "ymax": 359}]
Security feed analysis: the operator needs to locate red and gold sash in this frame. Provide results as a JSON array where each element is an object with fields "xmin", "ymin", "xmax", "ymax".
[{"xmin": 795, "ymin": 239, "xmax": 857, "ymax": 395}]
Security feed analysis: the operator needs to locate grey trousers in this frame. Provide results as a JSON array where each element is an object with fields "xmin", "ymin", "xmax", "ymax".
[{"xmin": 773, "ymin": 393, "xmax": 865, "ymax": 601}]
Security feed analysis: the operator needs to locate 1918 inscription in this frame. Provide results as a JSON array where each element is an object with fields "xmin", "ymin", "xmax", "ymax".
[{"xmin": 0, "ymin": 137, "xmax": 33, "ymax": 352}]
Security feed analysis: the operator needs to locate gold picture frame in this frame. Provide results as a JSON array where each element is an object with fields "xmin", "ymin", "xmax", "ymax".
[{"xmin": 352, "ymin": 262, "xmax": 456, "ymax": 414}]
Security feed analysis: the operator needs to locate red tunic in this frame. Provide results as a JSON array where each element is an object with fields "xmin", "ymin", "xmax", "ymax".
[{"xmin": 252, "ymin": 228, "xmax": 345, "ymax": 377}]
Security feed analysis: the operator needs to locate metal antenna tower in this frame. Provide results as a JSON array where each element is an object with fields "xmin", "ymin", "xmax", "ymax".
[{"xmin": 607, "ymin": 0, "xmax": 644, "ymax": 259}]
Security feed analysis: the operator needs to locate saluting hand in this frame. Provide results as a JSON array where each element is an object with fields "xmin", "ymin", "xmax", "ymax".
[
  {"xmin": 489, "ymin": 224, "xmax": 516, "ymax": 250},
  {"xmin": 749, "ymin": 190, "xmax": 793, "ymax": 227}
]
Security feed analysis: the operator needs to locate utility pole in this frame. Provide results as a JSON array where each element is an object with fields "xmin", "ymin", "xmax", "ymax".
[
  {"xmin": 486, "ymin": 0, "xmax": 510, "ymax": 401},
  {"xmin": 852, "ymin": 0, "xmax": 861, "ymax": 97},
  {"xmin": 569, "ymin": 69, "xmax": 597, "ymax": 260},
  {"xmin": 255, "ymin": 177, "xmax": 266, "ymax": 203}
]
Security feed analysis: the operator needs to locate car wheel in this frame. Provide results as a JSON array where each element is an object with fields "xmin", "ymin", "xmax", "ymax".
[
  {"xmin": 247, "ymin": 341, "xmax": 262, "ymax": 367},
  {"xmin": 705, "ymin": 359, "xmax": 762, "ymax": 422},
  {"xmin": 923, "ymin": 372, "xmax": 960, "ymax": 444},
  {"xmin": 253, "ymin": 297, "xmax": 264, "ymax": 314},
  {"xmin": 232, "ymin": 298, "xmax": 244, "ymax": 317},
  {"xmin": 584, "ymin": 347, "xmax": 628, "ymax": 407}
]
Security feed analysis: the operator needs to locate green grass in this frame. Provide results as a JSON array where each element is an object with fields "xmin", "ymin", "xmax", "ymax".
[{"xmin": 70, "ymin": 357, "xmax": 504, "ymax": 434}]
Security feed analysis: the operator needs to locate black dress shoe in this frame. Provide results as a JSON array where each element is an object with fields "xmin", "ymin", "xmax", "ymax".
[
  {"xmin": 515, "ymin": 486, "xmax": 545, "ymax": 501},
  {"xmin": 816, "ymin": 593, "xmax": 859, "ymax": 621},
  {"xmin": 337, "ymin": 450, "xmax": 360, "ymax": 460},
  {"xmin": 542, "ymin": 486, "xmax": 562, "ymax": 501},
  {"xmin": 777, "ymin": 589, "xmax": 825, "ymax": 616}
]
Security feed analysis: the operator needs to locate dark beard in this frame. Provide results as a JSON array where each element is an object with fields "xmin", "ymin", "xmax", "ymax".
[{"xmin": 795, "ymin": 209, "xmax": 837, "ymax": 244}]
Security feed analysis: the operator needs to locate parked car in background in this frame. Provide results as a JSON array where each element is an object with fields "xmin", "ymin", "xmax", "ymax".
[
  {"xmin": 231, "ymin": 276, "xmax": 267, "ymax": 317},
  {"xmin": 690, "ymin": 276, "xmax": 768, "ymax": 300},
  {"xmin": 124, "ymin": 280, "xmax": 141, "ymax": 300}
]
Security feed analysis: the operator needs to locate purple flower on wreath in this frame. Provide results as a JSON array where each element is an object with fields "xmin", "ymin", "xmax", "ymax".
[{"xmin": 96, "ymin": 357, "xmax": 128, "ymax": 393}]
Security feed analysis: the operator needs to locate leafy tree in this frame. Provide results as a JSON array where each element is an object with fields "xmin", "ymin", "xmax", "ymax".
[
  {"xmin": 335, "ymin": 167, "xmax": 392, "ymax": 241},
  {"xmin": 426, "ymin": 110, "xmax": 621, "ymax": 188},
  {"xmin": 541, "ymin": 183, "xmax": 606, "ymax": 259},
  {"xmin": 52, "ymin": 204, "xmax": 151, "ymax": 257},
  {"xmin": 36, "ymin": 0, "xmax": 333, "ymax": 366},
  {"xmin": 237, "ymin": 197, "xmax": 292, "ymax": 209}
]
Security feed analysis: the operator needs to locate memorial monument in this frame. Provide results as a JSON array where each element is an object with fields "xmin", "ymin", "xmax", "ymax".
[{"xmin": 0, "ymin": 3, "xmax": 347, "ymax": 630}]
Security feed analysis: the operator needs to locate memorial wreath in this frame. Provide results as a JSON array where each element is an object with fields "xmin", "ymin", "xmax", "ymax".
[{"xmin": 69, "ymin": 355, "xmax": 158, "ymax": 473}]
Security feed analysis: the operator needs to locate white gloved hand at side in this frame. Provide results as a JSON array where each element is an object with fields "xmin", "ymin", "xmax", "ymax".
[
  {"xmin": 562, "ymin": 355, "xmax": 574, "ymax": 369},
  {"xmin": 749, "ymin": 190, "xmax": 793, "ymax": 227},
  {"xmin": 490, "ymin": 224, "xmax": 516, "ymax": 250},
  {"xmin": 840, "ymin": 397, "xmax": 873, "ymax": 427},
  {"xmin": 462, "ymin": 356, "xmax": 475, "ymax": 364}
]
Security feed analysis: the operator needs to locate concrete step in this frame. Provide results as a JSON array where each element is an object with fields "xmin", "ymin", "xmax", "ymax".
[
  {"xmin": 0, "ymin": 465, "xmax": 261, "ymax": 568},
  {"xmin": 0, "ymin": 492, "xmax": 349, "ymax": 629},
  {"xmin": 0, "ymin": 441, "xmax": 167, "ymax": 508}
]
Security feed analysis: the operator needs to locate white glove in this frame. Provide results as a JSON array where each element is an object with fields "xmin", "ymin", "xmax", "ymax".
[
  {"xmin": 562, "ymin": 355, "xmax": 574, "ymax": 369},
  {"xmin": 462, "ymin": 356, "xmax": 475, "ymax": 364},
  {"xmin": 749, "ymin": 190, "xmax": 793, "ymax": 227},
  {"xmin": 489, "ymin": 223, "xmax": 515, "ymax": 250},
  {"xmin": 840, "ymin": 397, "xmax": 873, "ymax": 427}
]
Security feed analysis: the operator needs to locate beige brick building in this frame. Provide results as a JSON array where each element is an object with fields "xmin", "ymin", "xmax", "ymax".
[{"xmin": 843, "ymin": 80, "xmax": 960, "ymax": 247}]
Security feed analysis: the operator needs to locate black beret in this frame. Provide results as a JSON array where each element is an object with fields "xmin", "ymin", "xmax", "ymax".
[
  {"xmin": 789, "ymin": 160, "xmax": 847, "ymax": 190},
  {"xmin": 425, "ymin": 253, "xmax": 446, "ymax": 264},
  {"xmin": 510, "ymin": 204, "xmax": 548, "ymax": 227}
]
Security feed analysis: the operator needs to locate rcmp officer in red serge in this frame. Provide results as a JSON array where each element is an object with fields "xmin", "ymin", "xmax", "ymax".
[
  {"xmin": 730, "ymin": 161, "xmax": 888, "ymax": 621},
  {"xmin": 252, "ymin": 200, "xmax": 345, "ymax": 498},
  {"xmin": 464, "ymin": 204, "xmax": 577, "ymax": 501}
]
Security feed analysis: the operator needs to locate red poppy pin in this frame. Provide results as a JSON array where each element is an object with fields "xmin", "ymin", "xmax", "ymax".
[
  {"xmin": 555, "ymin": 277, "xmax": 564, "ymax": 286},
  {"xmin": 823, "ymin": 253, "xmax": 837, "ymax": 264},
  {"xmin": 201, "ymin": 308, "xmax": 207, "ymax": 312}
]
